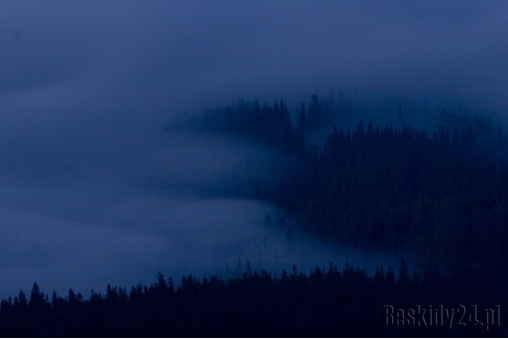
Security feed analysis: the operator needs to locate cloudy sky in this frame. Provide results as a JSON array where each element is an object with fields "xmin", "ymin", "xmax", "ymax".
[{"xmin": 0, "ymin": 1, "xmax": 506, "ymax": 299}]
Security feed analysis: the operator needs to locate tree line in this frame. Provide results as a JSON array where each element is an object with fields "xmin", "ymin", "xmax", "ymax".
[{"xmin": 0, "ymin": 262, "xmax": 504, "ymax": 336}]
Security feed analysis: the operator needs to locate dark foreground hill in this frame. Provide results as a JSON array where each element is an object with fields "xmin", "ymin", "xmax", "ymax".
[{"xmin": 0, "ymin": 262, "xmax": 505, "ymax": 337}]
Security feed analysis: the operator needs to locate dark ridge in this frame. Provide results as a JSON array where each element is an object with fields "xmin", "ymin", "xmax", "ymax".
[{"xmin": 1, "ymin": 262, "xmax": 505, "ymax": 337}]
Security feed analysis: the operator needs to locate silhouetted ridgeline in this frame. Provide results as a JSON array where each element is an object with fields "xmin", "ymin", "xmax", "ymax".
[{"xmin": 0, "ymin": 263, "xmax": 505, "ymax": 336}]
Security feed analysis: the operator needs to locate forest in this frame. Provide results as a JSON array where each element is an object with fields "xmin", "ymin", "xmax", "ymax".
[
  {"xmin": 0, "ymin": 261, "xmax": 504, "ymax": 336},
  {"xmin": 2, "ymin": 95, "xmax": 507, "ymax": 336},
  {"xmin": 182, "ymin": 96, "xmax": 508, "ymax": 276}
]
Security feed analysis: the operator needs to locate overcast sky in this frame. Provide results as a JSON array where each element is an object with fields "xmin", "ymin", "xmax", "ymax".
[{"xmin": 0, "ymin": 1, "xmax": 506, "ymax": 299}]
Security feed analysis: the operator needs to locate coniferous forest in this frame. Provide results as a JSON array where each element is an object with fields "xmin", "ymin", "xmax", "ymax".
[
  {"xmin": 182, "ymin": 96, "xmax": 508, "ymax": 278},
  {"xmin": 0, "ymin": 262, "xmax": 504, "ymax": 337},
  {"xmin": 2, "ymin": 95, "xmax": 508, "ymax": 336}
]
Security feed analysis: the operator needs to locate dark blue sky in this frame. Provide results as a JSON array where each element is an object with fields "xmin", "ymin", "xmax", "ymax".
[{"xmin": 0, "ymin": 1, "xmax": 506, "ymax": 298}]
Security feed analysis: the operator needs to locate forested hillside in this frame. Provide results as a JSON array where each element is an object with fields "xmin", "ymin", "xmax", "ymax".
[
  {"xmin": 182, "ymin": 96, "xmax": 508, "ymax": 278},
  {"xmin": 265, "ymin": 120, "xmax": 508, "ymax": 275}
]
